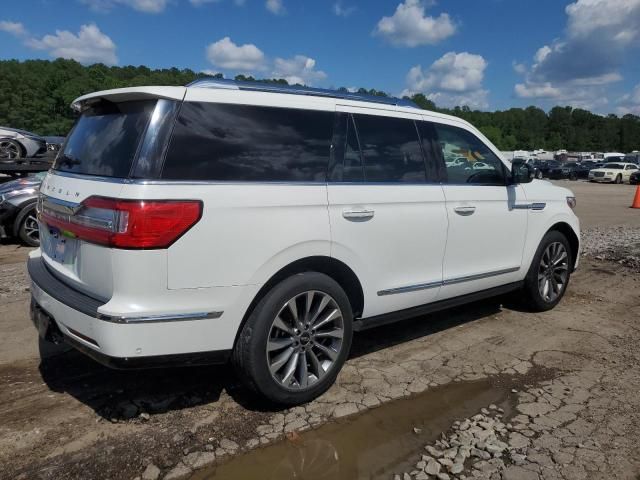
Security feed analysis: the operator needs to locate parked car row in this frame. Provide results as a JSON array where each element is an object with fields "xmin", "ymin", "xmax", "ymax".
[{"xmin": 522, "ymin": 157, "xmax": 640, "ymax": 184}]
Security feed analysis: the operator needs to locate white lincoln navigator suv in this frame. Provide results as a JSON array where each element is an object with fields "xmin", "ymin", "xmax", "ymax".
[{"xmin": 29, "ymin": 79, "xmax": 580, "ymax": 405}]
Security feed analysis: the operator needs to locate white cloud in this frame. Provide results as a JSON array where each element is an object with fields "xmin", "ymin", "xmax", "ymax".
[
  {"xmin": 374, "ymin": 0, "xmax": 456, "ymax": 47},
  {"xmin": 616, "ymin": 83, "xmax": 640, "ymax": 115},
  {"xmin": 0, "ymin": 20, "xmax": 27, "ymax": 37},
  {"xmin": 512, "ymin": 61, "xmax": 527, "ymax": 75},
  {"xmin": 406, "ymin": 52, "xmax": 487, "ymax": 93},
  {"xmin": 403, "ymin": 52, "xmax": 489, "ymax": 109},
  {"xmin": 206, "ymin": 36, "xmax": 266, "ymax": 71},
  {"xmin": 272, "ymin": 55, "xmax": 327, "ymax": 85},
  {"xmin": 515, "ymin": 0, "xmax": 640, "ymax": 108},
  {"xmin": 81, "ymin": 0, "xmax": 170, "ymax": 13},
  {"xmin": 26, "ymin": 23, "xmax": 118, "ymax": 65},
  {"xmin": 514, "ymin": 82, "xmax": 562, "ymax": 99},
  {"xmin": 265, "ymin": 0, "xmax": 284, "ymax": 15},
  {"xmin": 333, "ymin": 2, "xmax": 355, "ymax": 17}
]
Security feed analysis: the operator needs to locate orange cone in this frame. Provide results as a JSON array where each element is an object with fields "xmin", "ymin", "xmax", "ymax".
[{"xmin": 632, "ymin": 185, "xmax": 640, "ymax": 209}]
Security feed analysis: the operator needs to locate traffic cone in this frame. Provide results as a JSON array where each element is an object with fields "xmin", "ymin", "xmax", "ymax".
[{"xmin": 632, "ymin": 185, "xmax": 640, "ymax": 209}]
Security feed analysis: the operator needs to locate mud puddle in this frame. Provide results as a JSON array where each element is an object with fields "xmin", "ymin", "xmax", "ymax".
[{"xmin": 191, "ymin": 379, "xmax": 512, "ymax": 480}]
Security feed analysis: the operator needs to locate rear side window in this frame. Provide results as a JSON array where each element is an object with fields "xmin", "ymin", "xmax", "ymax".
[
  {"xmin": 162, "ymin": 103, "xmax": 334, "ymax": 182},
  {"xmin": 434, "ymin": 124, "xmax": 506, "ymax": 185},
  {"xmin": 353, "ymin": 114, "xmax": 426, "ymax": 183},
  {"xmin": 55, "ymin": 100, "xmax": 155, "ymax": 178}
]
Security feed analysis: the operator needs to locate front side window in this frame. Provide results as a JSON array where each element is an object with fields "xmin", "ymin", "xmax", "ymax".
[
  {"xmin": 55, "ymin": 100, "xmax": 156, "ymax": 178},
  {"xmin": 162, "ymin": 103, "xmax": 334, "ymax": 181},
  {"xmin": 434, "ymin": 124, "xmax": 506, "ymax": 185},
  {"xmin": 353, "ymin": 114, "xmax": 426, "ymax": 183}
]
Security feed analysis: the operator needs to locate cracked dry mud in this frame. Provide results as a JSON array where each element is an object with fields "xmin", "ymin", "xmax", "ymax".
[{"xmin": 1, "ymin": 248, "xmax": 639, "ymax": 480}]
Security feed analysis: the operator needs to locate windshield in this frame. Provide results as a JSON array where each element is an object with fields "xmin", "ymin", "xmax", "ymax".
[
  {"xmin": 603, "ymin": 163, "xmax": 623, "ymax": 169},
  {"xmin": 54, "ymin": 99, "xmax": 156, "ymax": 178}
]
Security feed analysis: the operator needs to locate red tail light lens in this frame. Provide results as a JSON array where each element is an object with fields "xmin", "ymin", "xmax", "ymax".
[{"xmin": 41, "ymin": 196, "xmax": 202, "ymax": 249}]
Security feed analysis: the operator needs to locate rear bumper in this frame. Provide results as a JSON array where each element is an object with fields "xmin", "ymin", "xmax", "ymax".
[{"xmin": 28, "ymin": 254, "xmax": 234, "ymax": 368}]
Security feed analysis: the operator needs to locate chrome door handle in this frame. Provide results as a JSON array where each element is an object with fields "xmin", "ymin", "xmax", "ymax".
[
  {"xmin": 342, "ymin": 209, "xmax": 375, "ymax": 220},
  {"xmin": 454, "ymin": 206, "xmax": 476, "ymax": 216}
]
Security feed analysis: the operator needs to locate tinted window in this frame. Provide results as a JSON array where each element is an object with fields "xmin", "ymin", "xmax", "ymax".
[
  {"xmin": 353, "ymin": 114, "xmax": 426, "ymax": 183},
  {"xmin": 162, "ymin": 103, "xmax": 334, "ymax": 181},
  {"xmin": 55, "ymin": 100, "xmax": 155, "ymax": 178},
  {"xmin": 434, "ymin": 124, "xmax": 506, "ymax": 185}
]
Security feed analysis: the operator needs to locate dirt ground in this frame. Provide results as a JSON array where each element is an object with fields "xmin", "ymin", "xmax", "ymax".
[{"xmin": 0, "ymin": 180, "xmax": 638, "ymax": 480}]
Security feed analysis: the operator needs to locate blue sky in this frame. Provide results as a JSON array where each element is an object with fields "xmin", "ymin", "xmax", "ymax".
[{"xmin": 1, "ymin": 0, "xmax": 640, "ymax": 114}]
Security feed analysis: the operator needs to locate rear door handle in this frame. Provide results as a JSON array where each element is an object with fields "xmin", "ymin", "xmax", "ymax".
[
  {"xmin": 454, "ymin": 206, "xmax": 476, "ymax": 216},
  {"xmin": 342, "ymin": 209, "xmax": 375, "ymax": 220}
]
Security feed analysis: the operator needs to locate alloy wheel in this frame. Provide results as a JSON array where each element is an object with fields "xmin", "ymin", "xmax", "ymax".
[
  {"xmin": 0, "ymin": 140, "xmax": 21, "ymax": 159},
  {"xmin": 538, "ymin": 242, "xmax": 569, "ymax": 303},
  {"xmin": 266, "ymin": 290, "xmax": 344, "ymax": 390},
  {"xmin": 23, "ymin": 212, "xmax": 40, "ymax": 244}
]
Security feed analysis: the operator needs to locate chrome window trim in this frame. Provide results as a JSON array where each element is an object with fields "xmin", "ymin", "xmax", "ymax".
[
  {"xmin": 96, "ymin": 311, "xmax": 223, "ymax": 324},
  {"xmin": 377, "ymin": 266, "xmax": 520, "ymax": 296}
]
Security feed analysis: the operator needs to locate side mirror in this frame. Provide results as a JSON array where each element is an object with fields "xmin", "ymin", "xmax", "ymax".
[{"xmin": 510, "ymin": 158, "xmax": 534, "ymax": 184}]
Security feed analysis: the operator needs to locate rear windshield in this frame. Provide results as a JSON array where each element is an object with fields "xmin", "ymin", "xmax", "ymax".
[{"xmin": 54, "ymin": 100, "xmax": 155, "ymax": 178}]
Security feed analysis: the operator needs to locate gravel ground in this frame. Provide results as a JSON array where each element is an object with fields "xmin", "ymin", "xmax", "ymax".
[{"xmin": 580, "ymin": 226, "xmax": 640, "ymax": 271}]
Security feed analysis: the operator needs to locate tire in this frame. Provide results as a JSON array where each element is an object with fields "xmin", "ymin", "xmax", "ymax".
[
  {"xmin": 0, "ymin": 139, "xmax": 23, "ymax": 159},
  {"xmin": 615, "ymin": 174, "xmax": 622, "ymax": 184},
  {"xmin": 16, "ymin": 204, "xmax": 40, "ymax": 247},
  {"xmin": 569, "ymin": 172, "xmax": 577, "ymax": 181},
  {"xmin": 232, "ymin": 272, "xmax": 354, "ymax": 406},
  {"xmin": 535, "ymin": 170, "xmax": 543, "ymax": 179},
  {"xmin": 520, "ymin": 230, "xmax": 572, "ymax": 312}
]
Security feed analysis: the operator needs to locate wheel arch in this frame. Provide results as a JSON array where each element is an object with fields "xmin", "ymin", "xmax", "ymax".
[
  {"xmin": 545, "ymin": 221, "xmax": 579, "ymax": 270},
  {"xmin": 233, "ymin": 256, "xmax": 364, "ymax": 348}
]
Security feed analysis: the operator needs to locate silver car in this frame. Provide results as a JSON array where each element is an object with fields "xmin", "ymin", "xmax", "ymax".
[{"xmin": 0, "ymin": 127, "xmax": 48, "ymax": 159}]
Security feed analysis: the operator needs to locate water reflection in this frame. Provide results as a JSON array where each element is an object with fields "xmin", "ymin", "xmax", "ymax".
[{"xmin": 191, "ymin": 380, "xmax": 511, "ymax": 480}]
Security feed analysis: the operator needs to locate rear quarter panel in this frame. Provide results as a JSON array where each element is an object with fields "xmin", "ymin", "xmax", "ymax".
[{"xmin": 117, "ymin": 183, "xmax": 332, "ymax": 289}]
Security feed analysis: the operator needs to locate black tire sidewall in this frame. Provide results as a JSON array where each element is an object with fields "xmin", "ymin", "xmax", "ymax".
[
  {"xmin": 233, "ymin": 272, "xmax": 353, "ymax": 406},
  {"xmin": 523, "ymin": 230, "xmax": 572, "ymax": 312}
]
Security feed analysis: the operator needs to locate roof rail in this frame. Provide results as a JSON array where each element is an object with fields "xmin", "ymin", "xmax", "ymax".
[{"xmin": 186, "ymin": 78, "xmax": 419, "ymax": 108}]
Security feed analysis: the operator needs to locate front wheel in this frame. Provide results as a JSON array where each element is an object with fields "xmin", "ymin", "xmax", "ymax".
[
  {"xmin": 520, "ymin": 231, "xmax": 572, "ymax": 312},
  {"xmin": 232, "ymin": 272, "xmax": 353, "ymax": 406},
  {"xmin": 615, "ymin": 174, "xmax": 622, "ymax": 184},
  {"xmin": 0, "ymin": 139, "xmax": 23, "ymax": 159},
  {"xmin": 536, "ymin": 170, "xmax": 543, "ymax": 179}
]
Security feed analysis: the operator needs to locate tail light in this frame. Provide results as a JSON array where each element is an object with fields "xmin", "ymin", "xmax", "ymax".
[{"xmin": 40, "ymin": 196, "xmax": 202, "ymax": 249}]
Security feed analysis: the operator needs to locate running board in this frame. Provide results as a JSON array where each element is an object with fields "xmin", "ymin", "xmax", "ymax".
[{"xmin": 353, "ymin": 281, "xmax": 523, "ymax": 332}]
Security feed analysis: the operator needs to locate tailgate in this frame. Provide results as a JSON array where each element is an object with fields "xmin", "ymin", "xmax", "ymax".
[{"xmin": 39, "ymin": 173, "xmax": 124, "ymax": 301}]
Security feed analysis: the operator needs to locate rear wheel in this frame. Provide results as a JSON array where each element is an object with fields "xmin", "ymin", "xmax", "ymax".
[
  {"xmin": 521, "ymin": 231, "xmax": 572, "ymax": 312},
  {"xmin": 232, "ymin": 272, "xmax": 353, "ymax": 405},
  {"xmin": 16, "ymin": 204, "xmax": 40, "ymax": 247}
]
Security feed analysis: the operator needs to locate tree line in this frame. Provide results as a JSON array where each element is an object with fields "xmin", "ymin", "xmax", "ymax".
[{"xmin": 1, "ymin": 58, "xmax": 639, "ymax": 152}]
